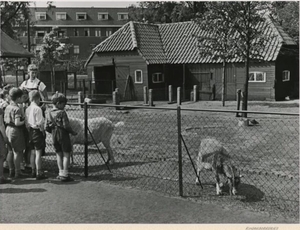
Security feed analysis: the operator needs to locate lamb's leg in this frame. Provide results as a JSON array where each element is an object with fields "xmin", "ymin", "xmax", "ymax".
[
  {"xmin": 195, "ymin": 164, "xmax": 203, "ymax": 185},
  {"xmin": 102, "ymin": 140, "xmax": 115, "ymax": 165},
  {"xmin": 216, "ymin": 174, "xmax": 222, "ymax": 195}
]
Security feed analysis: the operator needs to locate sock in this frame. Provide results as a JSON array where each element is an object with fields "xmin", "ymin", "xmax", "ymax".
[
  {"xmin": 59, "ymin": 170, "xmax": 64, "ymax": 177},
  {"xmin": 63, "ymin": 170, "xmax": 68, "ymax": 177}
]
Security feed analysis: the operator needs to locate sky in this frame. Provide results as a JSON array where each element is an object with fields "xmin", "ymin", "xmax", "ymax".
[{"xmin": 29, "ymin": 1, "xmax": 139, "ymax": 8}]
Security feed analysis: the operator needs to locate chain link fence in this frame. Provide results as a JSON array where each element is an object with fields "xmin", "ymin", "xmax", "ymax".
[{"xmin": 43, "ymin": 102, "xmax": 299, "ymax": 219}]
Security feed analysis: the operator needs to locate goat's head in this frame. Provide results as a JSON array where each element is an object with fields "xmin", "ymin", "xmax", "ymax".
[{"xmin": 226, "ymin": 165, "xmax": 243, "ymax": 195}]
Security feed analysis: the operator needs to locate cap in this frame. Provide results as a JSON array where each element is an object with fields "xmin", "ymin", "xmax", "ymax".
[{"xmin": 27, "ymin": 64, "xmax": 38, "ymax": 71}]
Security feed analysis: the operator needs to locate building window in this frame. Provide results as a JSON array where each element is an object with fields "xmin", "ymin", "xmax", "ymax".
[
  {"xmin": 135, "ymin": 70, "xmax": 143, "ymax": 83},
  {"xmin": 118, "ymin": 13, "xmax": 128, "ymax": 20},
  {"xmin": 74, "ymin": 28, "xmax": 79, "ymax": 36},
  {"xmin": 35, "ymin": 12, "xmax": 47, "ymax": 20},
  {"xmin": 152, "ymin": 73, "xmax": 164, "ymax": 83},
  {"xmin": 95, "ymin": 29, "xmax": 101, "ymax": 37},
  {"xmin": 76, "ymin": 12, "xmax": 87, "ymax": 20},
  {"xmin": 98, "ymin": 12, "xmax": 108, "ymax": 20},
  {"xmin": 84, "ymin": 28, "xmax": 90, "ymax": 37},
  {"xmin": 56, "ymin": 12, "xmax": 67, "ymax": 20},
  {"xmin": 282, "ymin": 70, "xmax": 290, "ymax": 82},
  {"xmin": 106, "ymin": 29, "xmax": 112, "ymax": 37},
  {"xmin": 57, "ymin": 30, "xmax": 66, "ymax": 38},
  {"xmin": 249, "ymin": 72, "xmax": 266, "ymax": 82},
  {"xmin": 36, "ymin": 31, "xmax": 45, "ymax": 37},
  {"xmin": 74, "ymin": 45, "xmax": 80, "ymax": 54}
]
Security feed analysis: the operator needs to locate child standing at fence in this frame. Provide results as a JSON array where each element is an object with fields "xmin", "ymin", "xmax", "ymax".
[
  {"xmin": 0, "ymin": 106, "xmax": 11, "ymax": 183},
  {"xmin": 4, "ymin": 87, "xmax": 26, "ymax": 179},
  {"xmin": 20, "ymin": 89, "xmax": 31, "ymax": 170},
  {"xmin": 25, "ymin": 90, "xmax": 47, "ymax": 180},
  {"xmin": 46, "ymin": 92, "xmax": 77, "ymax": 182}
]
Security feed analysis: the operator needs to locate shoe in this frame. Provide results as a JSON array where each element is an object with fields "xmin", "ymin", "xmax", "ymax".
[
  {"xmin": 60, "ymin": 175, "xmax": 74, "ymax": 182},
  {"xmin": 31, "ymin": 172, "xmax": 37, "ymax": 178},
  {"xmin": 36, "ymin": 173, "xmax": 48, "ymax": 180},
  {"xmin": 14, "ymin": 173, "xmax": 27, "ymax": 179},
  {"xmin": 8, "ymin": 171, "xmax": 15, "ymax": 179},
  {"xmin": 0, "ymin": 177, "xmax": 11, "ymax": 184}
]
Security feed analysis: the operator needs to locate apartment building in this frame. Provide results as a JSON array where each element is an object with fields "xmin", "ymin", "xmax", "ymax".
[{"xmin": 19, "ymin": 7, "xmax": 129, "ymax": 60}]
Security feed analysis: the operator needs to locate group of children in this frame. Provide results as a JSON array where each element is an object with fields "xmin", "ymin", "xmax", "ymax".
[{"xmin": 0, "ymin": 64, "xmax": 77, "ymax": 183}]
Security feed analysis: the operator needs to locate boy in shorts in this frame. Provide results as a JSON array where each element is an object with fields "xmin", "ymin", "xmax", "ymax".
[
  {"xmin": 4, "ymin": 88, "xmax": 26, "ymax": 179},
  {"xmin": 46, "ymin": 92, "xmax": 77, "ymax": 182},
  {"xmin": 25, "ymin": 90, "xmax": 47, "ymax": 180}
]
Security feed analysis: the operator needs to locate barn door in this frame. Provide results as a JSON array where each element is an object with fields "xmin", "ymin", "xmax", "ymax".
[{"xmin": 115, "ymin": 66, "xmax": 130, "ymax": 101}]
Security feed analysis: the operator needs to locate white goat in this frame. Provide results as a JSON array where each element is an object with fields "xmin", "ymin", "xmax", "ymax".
[
  {"xmin": 69, "ymin": 117, "xmax": 124, "ymax": 164},
  {"xmin": 195, "ymin": 138, "xmax": 242, "ymax": 196}
]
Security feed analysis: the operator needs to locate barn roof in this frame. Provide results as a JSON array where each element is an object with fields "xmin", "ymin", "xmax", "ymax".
[
  {"xmin": 0, "ymin": 30, "xmax": 34, "ymax": 58},
  {"xmin": 88, "ymin": 18, "xmax": 297, "ymax": 66}
]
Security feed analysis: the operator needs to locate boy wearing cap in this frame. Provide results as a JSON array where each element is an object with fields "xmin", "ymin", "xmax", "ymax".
[
  {"xmin": 46, "ymin": 92, "xmax": 77, "ymax": 182},
  {"xmin": 4, "ymin": 87, "xmax": 26, "ymax": 179}
]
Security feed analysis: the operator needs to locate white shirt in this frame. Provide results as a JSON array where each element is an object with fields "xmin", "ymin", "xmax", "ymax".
[
  {"xmin": 20, "ymin": 78, "xmax": 46, "ymax": 92},
  {"xmin": 25, "ymin": 102, "xmax": 45, "ymax": 131}
]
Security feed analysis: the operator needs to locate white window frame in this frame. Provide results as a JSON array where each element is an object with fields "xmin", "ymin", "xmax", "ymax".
[
  {"xmin": 117, "ymin": 12, "xmax": 128, "ymax": 20},
  {"xmin": 84, "ymin": 28, "xmax": 90, "ymax": 37},
  {"xmin": 282, "ymin": 70, "xmax": 290, "ymax": 82},
  {"xmin": 135, "ymin": 70, "xmax": 143, "ymax": 83},
  {"xmin": 249, "ymin": 71, "xmax": 266, "ymax": 83},
  {"xmin": 152, "ymin": 72, "xmax": 164, "ymax": 83},
  {"xmin": 98, "ymin": 12, "xmax": 109, "ymax": 20},
  {"xmin": 76, "ymin": 12, "xmax": 87, "ymax": 20},
  {"xmin": 36, "ymin": 31, "xmax": 45, "ymax": 37},
  {"xmin": 56, "ymin": 12, "xmax": 67, "ymax": 20},
  {"xmin": 74, "ymin": 45, "xmax": 80, "ymax": 54},
  {"xmin": 35, "ymin": 12, "xmax": 47, "ymax": 20},
  {"xmin": 105, "ymin": 29, "xmax": 112, "ymax": 37},
  {"xmin": 95, "ymin": 29, "xmax": 102, "ymax": 37}
]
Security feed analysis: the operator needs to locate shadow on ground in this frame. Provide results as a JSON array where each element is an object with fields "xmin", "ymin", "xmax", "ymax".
[{"xmin": 0, "ymin": 188, "xmax": 47, "ymax": 193}]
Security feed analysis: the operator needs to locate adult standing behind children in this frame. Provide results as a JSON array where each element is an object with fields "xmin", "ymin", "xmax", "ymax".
[
  {"xmin": 46, "ymin": 93, "xmax": 77, "ymax": 182},
  {"xmin": 25, "ymin": 90, "xmax": 47, "ymax": 180},
  {"xmin": 20, "ymin": 64, "xmax": 48, "ymax": 102}
]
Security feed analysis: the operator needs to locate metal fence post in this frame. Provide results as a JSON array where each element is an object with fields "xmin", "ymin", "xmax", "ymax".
[
  {"xmin": 177, "ymin": 106, "xmax": 183, "ymax": 197},
  {"xmin": 236, "ymin": 89, "xmax": 241, "ymax": 117},
  {"xmin": 84, "ymin": 102, "xmax": 88, "ymax": 178}
]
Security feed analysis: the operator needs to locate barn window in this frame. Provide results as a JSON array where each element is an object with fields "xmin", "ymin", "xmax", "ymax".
[
  {"xmin": 282, "ymin": 70, "xmax": 290, "ymax": 82},
  {"xmin": 135, "ymin": 70, "xmax": 143, "ymax": 83},
  {"xmin": 74, "ymin": 45, "xmax": 80, "ymax": 54},
  {"xmin": 249, "ymin": 72, "xmax": 266, "ymax": 82},
  {"xmin": 152, "ymin": 73, "xmax": 164, "ymax": 83}
]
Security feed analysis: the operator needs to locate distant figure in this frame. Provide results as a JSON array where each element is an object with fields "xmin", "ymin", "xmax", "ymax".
[{"xmin": 20, "ymin": 64, "xmax": 48, "ymax": 102}]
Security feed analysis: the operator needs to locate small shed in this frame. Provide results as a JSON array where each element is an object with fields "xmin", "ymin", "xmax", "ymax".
[{"xmin": 85, "ymin": 19, "xmax": 298, "ymax": 101}]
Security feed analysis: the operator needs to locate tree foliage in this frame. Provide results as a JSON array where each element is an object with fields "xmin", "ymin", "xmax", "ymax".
[
  {"xmin": 0, "ymin": 1, "xmax": 30, "ymax": 38},
  {"xmin": 196, "ymin": 2, "xmax": 273, "ymax": 112},
  {"xmin": 128, "ymin": 1, "xmax": 206, "ymax": 23}
]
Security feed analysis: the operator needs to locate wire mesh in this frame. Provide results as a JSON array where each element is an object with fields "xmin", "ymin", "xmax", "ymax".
[{"xmin": 42, "ymin": 102, "xmax": 299, "ymax": 219}]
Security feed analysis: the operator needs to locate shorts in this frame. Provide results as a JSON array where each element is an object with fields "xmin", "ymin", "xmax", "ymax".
[
  {"xmin": 6, "ymin": 126, "xmax": 26, "ymax": 153},
  {"xmin": 0, "ymin": 133, "xmax": 7, "ymax": 158},
  {"xmin": 29, "ymin": 128, "xmax": 45, "ymax": 151},
  {"xmin": 52, "ymin": 127, "xmax": 72, "ymax": 153}
]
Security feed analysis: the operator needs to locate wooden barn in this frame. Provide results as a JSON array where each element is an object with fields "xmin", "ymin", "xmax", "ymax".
[{"xmin": 85, "ymin": 19, "xmax": 298, "ymax": 101}]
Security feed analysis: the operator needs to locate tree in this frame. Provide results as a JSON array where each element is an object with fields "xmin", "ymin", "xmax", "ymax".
[
  {"xmin": 196, "ymin": 2, "xmax": 272, "ymax": 115},
  {"xmin": 196, "ymin": 2, "xmax": 238, "ymax": 106},
  {"xmin": 270, "ymin": 1, "xmax": 299, "ymax": 44},
  {"xmin": 128, "ymin": 1, "xmax": 206, "ymax": 23},
  {"xmin": 0, "ymin": 1, "xmax": 30, "ymax": 38},
  {"xmin": 35, "ymin": 29, "xmax": 72, "ymax": 92}
]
